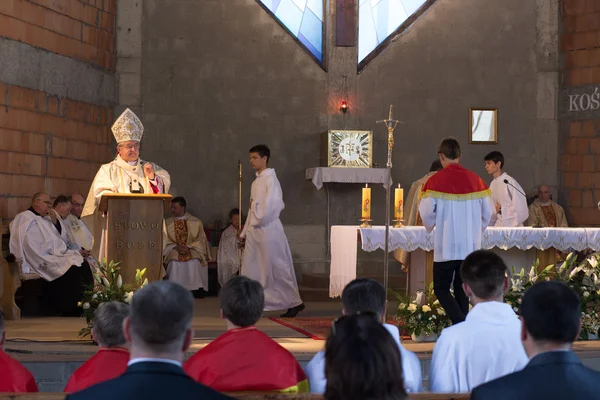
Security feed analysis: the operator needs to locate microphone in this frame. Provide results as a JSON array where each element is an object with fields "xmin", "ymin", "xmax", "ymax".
[{"xmin": 503, "ymin": 179, "xmax": 526, "ymax": 197}]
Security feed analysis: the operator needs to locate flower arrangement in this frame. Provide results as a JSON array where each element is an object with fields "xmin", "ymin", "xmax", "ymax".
[
  {"xmin": 78, "ymin": 259, "xmax": 148, "ymax": 338},
  {"xmin": 392, "ymin": 282, "xmax": 451, "ymax": 339},
  {"xmin": 505, "ymin": 252, "xmax": 600, "ymax": 340}
]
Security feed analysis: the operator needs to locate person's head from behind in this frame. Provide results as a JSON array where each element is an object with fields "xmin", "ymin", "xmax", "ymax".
[
  {"xmin": 429, "ymin": 159, "xmax": 443, "ymax": 173},
  {"xmin": 484, "ymin": 151, "xmax": 504, "ymax": 176},
  {"xmin": 170, "ymin": 197, "xmax": 187, "ymax": 218},
  {"xmin": 229, "ymin": 208, "xmax": 240, "ymax": 229},
  {"xmin": 460, "ymin": 250, "xmax": 508, "ymax": 304},
  {"xmin": 437, "ymin": 138, "xmax": 461, "ymax": 167},
  {"xmin": 520, "ymin": 281, "xmax": 581, "ymax": 357},
  {"xmin": 249, "ymin": 144, "xmax": 270, "ymax": 172},
  {"xmin": 219, "ymin": 276, "xmax": 264, "ymax": 329},
  {"xmin": 341, "ymin": 279, "xmax": 385, "ymax": 321},
  {"xmin": 325, "ymin": 314, "xmax": 406, "ymax": 400},
  {"xmin": 92, "ymin": 301, "xmax": 130, "ymax": 349},
  {"xmin": 124, "ymin": 281, "xmax": 194, "ymax": 361},
  {"xmin": 53, "ymin": 195, "xmax": 72, "ymax": 219}
]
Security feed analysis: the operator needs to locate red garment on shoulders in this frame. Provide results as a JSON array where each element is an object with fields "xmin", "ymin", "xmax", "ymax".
[
  {"xmin": 421, "ymin": 163, "xmax": 490, "ymax": 197},
  {"xmin": 65, "ymin": 347, "xmax": 130, "ymax": 393},
  {"xmin": 184, "ymin": 326, "xmax": 308, "ymax": 393},
  {"xmin": 0, "ymin": 349, "xmax": 38, "ymax": 392}
]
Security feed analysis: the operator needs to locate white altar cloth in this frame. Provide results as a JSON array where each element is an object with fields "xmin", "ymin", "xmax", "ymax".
[
  {"xmin": 330, "ymin": 226, "xmax": 600, "ymax": 298},
  {"xmin": 305, "ymin": 167, "xmax": 391, "ymax": 190}
]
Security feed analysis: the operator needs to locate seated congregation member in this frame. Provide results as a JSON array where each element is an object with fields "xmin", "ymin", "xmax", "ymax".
[
  {"xmin": 324, "ymin": 313, "xmax": 407, "ymax": 400},
  {"xmin": 9, "ymin": 192, "xmax": 93, "ymax": 316},
  {"xmin": 65, "ymin": 302, "xmax": 130, "ymax": 393},
  {"xmin": 0, "ymin": 310, "xmax": 38, "ymax": 392},
  {"xmin": 305, "ymin": 278, "xmax": 422, "ymax": 393},
  {"xmin": 49, "ymin": 195, "xmax": 75, "ymax": 246},
  {"xmin": 217, "ymin": 208, "xmax": 241, "ymax": 286},
  {"xmin": 65, "ymin": 193, "xmax": 94, "ymax": 252},
  {"xmin": 67, "ymin": 281, "xmax": 231, "ymax": 400},
  {"xmin": 430, "ymin": 250, "xmax": 528, "ymax": 392},
  {"xmin": 526, "ymin": 184, "xmax": 568, "ymax": 227},
  {"xmin": 163, "ymin": 197, "xmax": 212, "ymax": 295},
  {"xmin": 471, "ymin": 281, "xmax": 600, "ymax": 400},
  {"xmin": 185, "ymin": 276, "xmax": 308, "ymax": 393}
]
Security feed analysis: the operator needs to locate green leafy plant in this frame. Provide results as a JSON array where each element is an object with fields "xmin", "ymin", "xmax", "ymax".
[
  {"xmin": 391, "ymin": 282, "xmax": 451, "ymax": 337},
  {"xmin": 78, "ymin": 259, "xmax": 148, "ymax": 338}
]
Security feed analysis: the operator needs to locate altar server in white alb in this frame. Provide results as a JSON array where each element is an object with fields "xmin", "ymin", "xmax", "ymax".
[
  {"xmin": 240, "ymin": 145, "xmax": 304, "ymax": 318},
  {"xmin": 430, "ymin": 250, "xmax": 528, "ymax": 393},
  {"xmin": 484, "ymin": 151, "xmax": 529, "ymax": 227},
  {"xmin": 81, "ymin": 108, "xmax": 171, "ymax": 259}
]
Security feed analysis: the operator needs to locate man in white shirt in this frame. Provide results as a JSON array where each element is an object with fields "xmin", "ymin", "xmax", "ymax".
[
  {"xmin": 430, "ymin": 250, "xmax": 528, "ymax": 393},
  {"xmin": 305, "ymin": 279, "xmax": 422, "ymax": 394},
  {"xmin": 67, "ymin": 281, "xmax": 231, "ymax": 400},
  {"xmin": 484, "ymin": 151, "xmax": 529, "ymax": 227},
  {"xmin": 419, "ymin": 138, "xmax": 494, "ymax": 324}
]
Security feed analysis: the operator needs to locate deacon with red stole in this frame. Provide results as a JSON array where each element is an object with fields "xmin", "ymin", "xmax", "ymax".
[
  {"xmin": 185, "ymin": 276, "xmax": 308, "ymax": 393},
  {"xmin": 65, "ymin": 302, "xmax": 130, "ymax": 393},
  {"xmin": 0, "ymin": 310, "xmax": 38, "ymax": 392},
  {"xmin": 418, "ymin": 138, "xmax": 493, "ymax": 325}
]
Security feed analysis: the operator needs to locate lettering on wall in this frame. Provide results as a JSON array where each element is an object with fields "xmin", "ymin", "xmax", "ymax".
[
  {"xmin": 115, "ymin": 241, "xmax": 157, "ymax": 250},
  {"xmin": 114, "ymin": 221, "xmax": 161, "ymax": 230},
  {"xmin": 561, "ymin": 85, "xmax": 600, "ymax": 119}
]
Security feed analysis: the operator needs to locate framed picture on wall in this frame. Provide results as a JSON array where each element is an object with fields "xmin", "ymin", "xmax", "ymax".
[{"xmin": 469, "ymin": 108, "xmax": 498, "ymax": 144}]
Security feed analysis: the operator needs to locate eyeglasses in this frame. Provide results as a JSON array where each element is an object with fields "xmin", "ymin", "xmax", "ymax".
[
  {"xmin": 331, "ymin": 310, "xmax": 380, "ymax": 336},
  {"xmin": 119, "ymin": 144, "xmax": 140, "ymax": 150},
  {"xmin": 37, "ymin": 199, "xmax": 52, "ymax": 206}
]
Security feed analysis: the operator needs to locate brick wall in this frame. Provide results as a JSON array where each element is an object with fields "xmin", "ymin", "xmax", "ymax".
[
  {"xmin": 0, "ymin": 0, "xmax": 117, "ymax": 224},
  {"xmin": 560, "ymin": 0, "xmax": 600, "ymax": 226},
  {"xmin": 0, "ymin": 0, "xmax": 116, "ymax": 70},
  {"xmin": 0, "ymin": 83, "xmax": 114, "ymax": 222}
]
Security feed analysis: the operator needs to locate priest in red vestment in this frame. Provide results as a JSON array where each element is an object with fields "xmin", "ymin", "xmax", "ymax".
[
  {"xmin": 65, "ymin": 302, "xmax": 130, "ymax": 393},
  {"xmin": 184, "ymin": 276, "xmax": 308, "ymax": 393},
  {"xmin": 0, "ymin": 310, "xmax": 38, "ymax": 392}
]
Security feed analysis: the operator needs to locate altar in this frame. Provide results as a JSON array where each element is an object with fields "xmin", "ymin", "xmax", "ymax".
[{"xmin": 330, "ymin": 226, "xmax": 600, "ymax": 298}]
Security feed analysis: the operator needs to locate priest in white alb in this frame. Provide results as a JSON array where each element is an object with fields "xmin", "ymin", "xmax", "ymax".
[
  {"xmin": 81, "ymin": 108, "xmax": 171, "ymax": 260},
  {"xmin": 240, "ymin": 145, "xmax": 304, "ymax": 318},
  {"xmin": 65, "ymin": 193, "xmax": 94, "ymax": 252},
  {"xmin": 484, "ymin": 151, "xmax": 529, "ymax": 227},
  {"xmin": 163, "ymin": 197, "xmax": 212, "ymax": 294},
  {"xmin": 430, "ymin": 250, "xmax": 528, "ymax": 393},
  {"xmin": 9, "ymin": 193, "xmax": 93, "ymax": 316},
  {"xmin": 394, "ymin": 159, "xmax": 442, "ymax": 270},
  {"xmin": 217, "ymin": 208, "xmax": 241, "ymax": 286},
  {"xmin": 526, "ymin": 184, "xmax": 568, "ymax": 227}
]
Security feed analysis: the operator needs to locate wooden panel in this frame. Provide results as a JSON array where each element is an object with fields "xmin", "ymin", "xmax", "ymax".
[
  {"xmin": 336, "ymin": 0, "xmax": 355, "ymax": 47},
  {"xmin": 105, "ymin": 197, "xmax": 167, "ymax": 284}
]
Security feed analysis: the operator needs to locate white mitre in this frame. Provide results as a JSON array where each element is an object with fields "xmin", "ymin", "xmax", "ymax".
[{"xmin": 111, "ymin": 108, "xmax": 144, "ymax": 143}]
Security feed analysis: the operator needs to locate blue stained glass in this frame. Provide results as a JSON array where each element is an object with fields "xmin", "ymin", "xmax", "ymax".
[
  {"xmin": 258, "ymin": 0, "xmax": 324, "ymax": 62},
  {"xmin": 359, "ymin": 0, "xmax": 428, "ymax": 63}
]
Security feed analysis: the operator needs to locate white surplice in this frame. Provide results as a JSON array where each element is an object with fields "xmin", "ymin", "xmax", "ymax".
[
  {"xmin": 217, "ymin": 224, "xmax": 240, "ymax": 286},
  {"xmin": 305, "ymin": 323, "xmax": 423, "ymax": 394},
  {"xmin": 240, "ymin": 168, "xmax": 302, "ymax": 311},
  {"xmin": 489, "ymin": 173, "xmax": 529, "ymax": 227},
  {"xmin": 419, "ymin": 196, "xmax": 493, "ymax": 262},
  {"xmin": 9, "ymin": 210, "xmax": 84, "ymax": 281},
  {"xmin": 64, "ymin": 214, "xmax": 94, "ymax": 251},
  {"xmin": 430, "ymin": 302, "xmax": 528, "ymax": 393},
  {"xmin": 163, "ymin": 214, "xmax": 211, "ymax": 291},
  {"xmin": 81, "ymin": 155, "xmax": 171, "ymax": 260}
]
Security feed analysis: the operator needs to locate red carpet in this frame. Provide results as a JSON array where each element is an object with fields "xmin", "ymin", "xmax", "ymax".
[{"xmin": 268, "ymin": 316, "xmax": 410, "ymax": 341}]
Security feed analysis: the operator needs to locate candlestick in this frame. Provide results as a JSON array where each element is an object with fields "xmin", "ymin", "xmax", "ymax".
[{"xmin": 360, "ymin": 184, "xmax": 372, "ymax": 228}]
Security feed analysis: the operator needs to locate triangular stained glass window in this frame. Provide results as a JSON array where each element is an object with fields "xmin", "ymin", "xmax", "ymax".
[
  {"xmin": 257, "ymin": 0, "xmax": 324, "ymax": 63},
  {"xmin": 358, "ymin": 0, "xmax": 431, "ymax": 65}
]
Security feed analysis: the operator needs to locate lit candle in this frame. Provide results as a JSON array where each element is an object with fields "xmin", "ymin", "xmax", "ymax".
[
  {"xmin": 394, "ymin": 184, "xmax": 404, "ymax": 220},
  {"xmin": 361, "ymin": 184, "xmax": 371, "ymax": 220}
]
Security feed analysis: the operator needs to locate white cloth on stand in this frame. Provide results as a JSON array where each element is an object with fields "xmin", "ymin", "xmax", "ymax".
[
  {"xmin": 241, "ymin": 168, "xmax": 302, "ymax": 311},
  {"xmin": 329, "ymin": 226, "xmax": 359, "ymax": 298},
  {"xmin": 305, "ymin": 167, "xmax": 391, "ymax": 190},
  {"xmin": 166, "ymin": 259, "xmax": 208, "ymax": 291},
  {"xmin": 430, "ymin": 301, "xmax": 528, "ymax": 393}
]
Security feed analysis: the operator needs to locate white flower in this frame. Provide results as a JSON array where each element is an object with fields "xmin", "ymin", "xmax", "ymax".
[
  {"xmin": 511, "ymin": 278, "xmax": 524, "ymax": 292},
  {"xmin": 431, "ymin": 315, "xmax": 437, "ymax": 319},
  {"xmin": 142, "ymin": 278, "xmax": 148, "ymax": 287},
  {"xmin": 584, "ymin": 291, "xmax": 590, "ymax": 298},
  {"xmin": 102, "ymin": 277, "xmax": 110, "ymax": 287},
  {"xmin": 433, "ymin": 299, "xmax": 440, "ymax": 306},
  {"xmin": 117, "ymin": 275, "xmax": 123, "ymax": 289},
  {"xmin": 415, "ymin": 291, "xmax": 426, "ymax": 306},
  {"xmin": 77, "ymin": 302, "xmax": 82, "ymax": 307},
  {"xmin": 92, "ymin": 294, "xmax": 98, "ymax": 300},
  {"xmin": 83, "ymin": 302, "xmax": 90, "ymax": 310},
  {"xmin": 422, "ymin": 305, "xmax": 432, "ymax": 312},
  {"xmin": 399, "ymin": 303, "xmax": 406, "ymax": 309},
  {"xmin": 125, "ymin": 291, "xmax": 134, "ymax": 304},
  {"xmin": 506, "ymin": 301, "xmax": 512, "ymax": 306},
  {"xmin": 437, "ymin": 308, "xmax": 445, "ymax": 316},
  {"xmin": 528, "ymin": 267, "xmax": 538, "ymax": 283},
  {"xmin": 570, "ymin": 266, "xmax": 583, "ymax": 279},
  {"xmin": 407, "ymin": 304, "xmax": 417, "ymax": 313},
  {"xmin": 589, "ymin": 256, "xmax": 598, "ymax": 268},
  {"xmin": 517, "ymin": 298, "xmax": 522, "ymax": 304}
]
